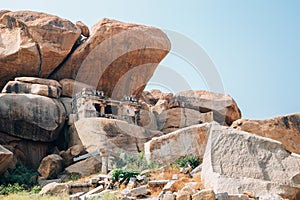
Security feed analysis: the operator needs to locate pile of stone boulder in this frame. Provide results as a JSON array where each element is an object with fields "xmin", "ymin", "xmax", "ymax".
[{"xmin": 0, "ymin": 9, "xmax": 299, "ymax": 200}]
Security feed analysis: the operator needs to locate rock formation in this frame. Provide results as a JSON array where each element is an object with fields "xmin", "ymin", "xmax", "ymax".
[
  {"xmin": 144, "ymin": 123, "xmax": 211, "ymax": 164},
  {"xmin": 69, "ymin": 118, "xmax": 163, "ymax": 154},
  {"xmin": 0, "ymin": 9, "xmax": 299, "ymax": 200},
  {"xmin": 0, "ymin": 10, "xmax": 81, "ymax": 89},
  {"xmin": 49, "ymin": 18, "xmax": 171, "ymax": 99},
  {"xmin": 169, "ymin": 90, "xmax": 241, "ymax": 126},
  {"xmin": 38, "ymin": 154, "xmax": 64, "ymax": 179},
  {"xmin": 157, "ymin": 108, "xmax": 214, "ymax": 133},
  {"xmin": 0, "ymin": 93, "xmax": 66, "ymax": 142},
  {"xmin": 231, "ymin": 113, "xmax": 300, "ymax": 155},
  {"xmin": 202, "ymin": 122, "xmax": 300, "ymax": 200}
]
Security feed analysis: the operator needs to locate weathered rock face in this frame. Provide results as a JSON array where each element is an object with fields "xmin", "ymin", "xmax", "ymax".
[
  {"xmin": 139, "ymin": 89, "xmax": 173, "ymax": 107},
  {"xmin": 157, "ymin": 108, "xmax": 214, "ymax": 133},
  {"xmin": 0, "ymin": 93, "xmax": 66, "ymax": 142},
  {"xmin": 76, "ymin": 21, "xmax": 90, "ymax": 37},
  {"xmin": 138, "ymin": 109, "xmax": 158, "ymax": 130},
  {"xmin": 144, "ymin": 123, "xmax": 211, "ymax": 164},
  {"xmin": 231, "ymin": 113, "xmax": 300, "ymax": 155},
  {"xmin": 70, "ymin": 118, "xmax": 163, "ymax": 154},
  {"xmin": 140, "ymin": 89, "xmax": 163, "ymax": 106},
  {"xmin": 151, "ymin": 99, "xmax": 169, "ymax": 115},
  {"xmin": 2, "ymin": 80, "xmax": 61, "ymax": 98},
  {"xmin": 0, "ymin": 14, "xmax": 40, "ymax": 88},
  {"xmin": 202, "ymin": 123, "xmax": 300, "ymax": 200},
  {"xmin": 38, "ymin": 154, "xmax": 64, "ymax": 179},
  {"xmin": 0, "ymin": 10, "xmax": 81, "ymax": 89},
  {"xmin": 50, "ymin": 18, "xmax": 171, "ymax": 99},
  {"xmin": 64, "ymin": 156, "xmax": 102, "ymax": 177},
  {"xmin": 15, "ymin": 77, "xmax": 62, "ymax": 88},
  {"xmin": 0, "ymin": 132, "xmax": 54, "ymax": 169},
  {"xmin": 0, "ymin": 145, "xmax": 13, "ymax": 174},
  {"xmin": 59, "ymin": 145, "xmax": 86, "ymax": 167},
  {"xmin": 169, "ymin": 90, "xmax": 241, "ymax": 126},
  {"xmin": 59, "ymin": 78, "xmax": 94, "ymax": 98}
]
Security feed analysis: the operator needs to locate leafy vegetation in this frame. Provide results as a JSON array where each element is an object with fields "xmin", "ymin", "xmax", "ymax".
[
  {"xmin": 0, "ymin": 163, "xmax": 38, "ymax": 186},
  {"xmin": 174, "ymin": 155, "xmax": 200, "ymax": 169},
  {"xmin": 65, "ymin": 172, "xmax": 81, "ymax": 181},
  {"xmin": 111, "ymin": 150, "xmax": 160, "ymax": 171},
  {"xmin": 111, "ymin": 169, "xmax": 140, "ymax": 184},
  {"xmin": 0, "ymin": 163, "xmax": 43, "ymax": 195},
  {"xmin": 0, "ymin": 183, "xmax": 25, "ymax": 195}
]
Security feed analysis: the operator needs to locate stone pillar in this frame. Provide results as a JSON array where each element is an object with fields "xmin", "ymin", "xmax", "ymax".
[
  {"xmin": 100, "ymin": 104, "xmax": 105, "ymax": 116},
  {"xmin": 99, "ymin": 148, "xmax": 108, "ymax": 174}
]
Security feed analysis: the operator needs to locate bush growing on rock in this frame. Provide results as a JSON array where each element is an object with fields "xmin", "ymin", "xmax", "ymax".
[
  {"xmin": 174, "ymin": 155, "xmax": 200, "ymax": 169},
  {"xmin": 111, "ymin": 169, "xmax": 140, "ymax": 184}
]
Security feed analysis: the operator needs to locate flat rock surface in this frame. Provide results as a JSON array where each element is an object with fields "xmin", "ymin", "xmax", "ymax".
[
  {"xmin": 202, "ymin": 123, "xmax": 300, "ymax": 199},
  {"xmin": 70, "ymin": 118, "xmax": 163, "ymax": 154},
  {"xmin": 144, "ymin": 123, "xmax": 211, "ymax": 164}
]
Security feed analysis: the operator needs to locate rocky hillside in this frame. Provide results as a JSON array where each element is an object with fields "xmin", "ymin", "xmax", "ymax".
[{"xmin": 0, "ymin": 10, "xmax": 299, "ymax": 200}]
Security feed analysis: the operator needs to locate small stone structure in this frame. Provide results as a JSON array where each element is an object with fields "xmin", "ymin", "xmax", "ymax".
[{"xmin": 72, "ymin": 88, "xmax": 140, "ymax": 124}]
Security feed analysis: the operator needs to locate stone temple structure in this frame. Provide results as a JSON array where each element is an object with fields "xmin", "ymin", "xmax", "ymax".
[{"xmin": 72, "ymin": 88, "xmax": 140, "ymax": 124}]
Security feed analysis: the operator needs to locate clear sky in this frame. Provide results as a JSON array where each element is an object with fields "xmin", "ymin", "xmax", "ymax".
[{"xmin": 2, "ymin": 1, "xmax": 300, "ymax": 119}]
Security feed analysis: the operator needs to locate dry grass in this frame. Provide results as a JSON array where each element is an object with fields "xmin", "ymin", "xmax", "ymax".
[{"xmin": 0, "ymin": 192, "xmax": 69, "ymax": 200}]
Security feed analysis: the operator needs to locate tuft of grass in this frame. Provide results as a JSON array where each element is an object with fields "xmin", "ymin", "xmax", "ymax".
[
  {"xmin": 111, "ymin": 169, "xmax": 140, "ymax": 184},
  {"xmin": 174, "ymin": 155, "xmax": 200, "ymax": 169}
]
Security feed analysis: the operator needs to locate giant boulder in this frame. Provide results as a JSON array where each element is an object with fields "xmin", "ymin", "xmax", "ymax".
[
  {"xmin": 0, "ymin": 10, "xmax": 81, "ymax": 89},
  {"xmin": 231, "ymin": 113, "xmax": 300, "ymax": 155},
  {"xmin": 69, "ymin": 118, "xmax": 163, "ymax": 154},
  {"xmin": 50, "ymin": 18, "xmax": 171, "ymax": 99},
  {"xmin": 0, "ymin": 93, "xmax": 66, "ymax": 142},
  {"xmin": 144, "ymin": 123, "xmax": 211, "ymax": 164},
  {"xmin": 157, "ymin": 108, "xmax": 214, "ymax": 133},
  {"xmin": 202, "ymin": 123, "xmax": 300, "ymax": 200},
  {"xmin": 38, "ymin": 154, "xmax": 64, "ymax": 179},
  {"xmin": 169, "ymin": 90, "xmax": 241, "ymax": 126}
]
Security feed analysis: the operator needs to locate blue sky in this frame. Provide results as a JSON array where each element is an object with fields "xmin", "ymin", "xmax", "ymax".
[{"xmin": 2, "ymin": 1, "xmax": 300, "ymax": 119}]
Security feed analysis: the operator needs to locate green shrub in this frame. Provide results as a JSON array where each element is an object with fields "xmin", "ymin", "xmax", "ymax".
[
  {"xmin": 0, "ymin": 163, "xmax": 38, "ymax": 186},
  {"xmin": 65, "ymin": 173, "xmax": 81, "ymax": 181},
  {"xmin": 111, "ymin": 150, "xmax": 160, "ymax": 171},
  {"xmin": 30, "ymin": 185, "xmax": 42, "ymax": 194},
  {"xmin": 111, "ymin": 169, "xmax": 140, "ymax": 184},
  {"xmin": 0, "ymin": 183, "xmax": 25, "ymax": 195},
  {"xmin": 174, "ymin": 155, "xmax": 200, "ymax": 169}
]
